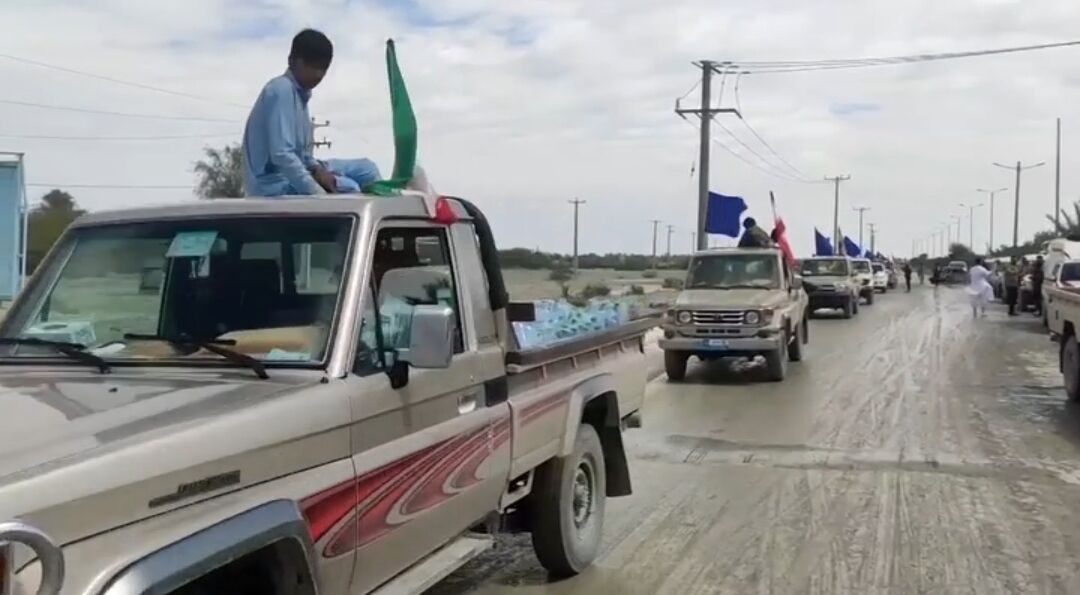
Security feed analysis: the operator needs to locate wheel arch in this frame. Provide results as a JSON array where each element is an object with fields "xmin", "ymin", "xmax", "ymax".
[
  {"xmin": 558, "ymin": 375, "xmax": 632, "ymax": 497},
  {"xmin": 99, "ymin": 500, "xmax": 317, "ymax": 595}
]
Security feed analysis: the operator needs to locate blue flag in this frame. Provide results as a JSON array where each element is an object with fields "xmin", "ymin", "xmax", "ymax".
[
  {"xmin": 706, "ymin": 192, "xmax": 747, "ymax": 238},
  {"xmin": 843, "ymin": 236, "xmax": 861, "ymax": 258},
  {"xmin": 814, "ymin": 228, "xmax": 833, "ymax": 256}
]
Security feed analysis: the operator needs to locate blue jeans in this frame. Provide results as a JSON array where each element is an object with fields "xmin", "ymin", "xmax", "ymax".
[{"xmin": 323, "ymin": 158, "xmax": 381, "ymax": 193}]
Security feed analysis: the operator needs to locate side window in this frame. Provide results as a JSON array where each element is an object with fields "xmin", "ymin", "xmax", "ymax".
[{"xmin": 355, "ymin": 226, "xmax": 464, "ymax": 375}]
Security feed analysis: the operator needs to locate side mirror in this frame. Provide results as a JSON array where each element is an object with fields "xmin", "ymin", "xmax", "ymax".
[
  {"xmin": 399, "ymin": 305, "xmax": 455, "ymax": 369},
  {"xmin": 791, "ymin": 276, "xmax": 803, "ymax": 290}
]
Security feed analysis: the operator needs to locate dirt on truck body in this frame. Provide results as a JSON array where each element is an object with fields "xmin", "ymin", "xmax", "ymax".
[{"xmin": 0, "ymin": 193, "xmax": 654, "ymax": 595}]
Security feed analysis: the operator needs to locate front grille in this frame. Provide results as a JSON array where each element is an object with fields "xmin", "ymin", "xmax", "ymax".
[{"xmin": 690, "ymin": 310, "xmax": 745, "ymax": 325}]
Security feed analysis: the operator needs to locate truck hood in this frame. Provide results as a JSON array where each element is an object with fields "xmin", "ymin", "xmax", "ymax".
[
  {"xmin": 675, "ymin": 288, "xmax": 789, "ymax": 309},
  {"xmin": 0, "ymin": 366, "xmax": 343, "ymax": 547},
  {"xmin": 0, "ymin": 368, "xmax": 305, "ymax": 483}
]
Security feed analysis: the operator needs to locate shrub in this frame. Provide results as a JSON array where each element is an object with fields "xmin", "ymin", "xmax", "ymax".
[
  {"xmin": 662, "ymin": 277, "xmax": 684, "ymax": 289},
  {"xmin": 580, "ymin": 283, "xmax": 612, "ymax": 299},
  {"xmin": 548, "ymin": 266, "xmax": 573, "ymax": 282},
  {"xmin": 628, "ymin": 284, "xmax": 646, "ymax": 295},
  {"xmin": 642, "ymin": 270, "xmax": 658, "ymax": 279}
]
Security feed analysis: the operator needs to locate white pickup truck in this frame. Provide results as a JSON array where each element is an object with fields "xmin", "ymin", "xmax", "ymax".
[{"xmin": 0, "ymin": 194, "xmax": 654, "ymax": 595}]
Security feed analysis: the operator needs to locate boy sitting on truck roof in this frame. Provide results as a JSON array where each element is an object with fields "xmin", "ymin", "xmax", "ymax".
[{"xmin": 243, "ymin": 29, "xmax": 382, "ymax": 197}]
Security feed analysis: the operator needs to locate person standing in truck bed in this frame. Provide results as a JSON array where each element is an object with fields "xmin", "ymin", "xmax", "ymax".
[{"xmin": 243, "ymin": 29, "xmax": 382, "ymax": 197}]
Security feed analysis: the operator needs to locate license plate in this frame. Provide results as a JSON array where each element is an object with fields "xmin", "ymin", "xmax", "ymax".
[{"xmin": 706, "ymin": 339, "xmax": 730, "ymax": 348}]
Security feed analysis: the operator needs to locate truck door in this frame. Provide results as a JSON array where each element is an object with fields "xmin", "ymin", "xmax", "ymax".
[{"xmin": 341, "ymin": 222, "xmax": 506, "ymax": 594}]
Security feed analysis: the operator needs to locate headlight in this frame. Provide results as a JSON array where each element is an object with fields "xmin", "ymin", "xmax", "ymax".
[
  {"xmin": 744, "ymin": 311, "xmax": 760, "ymax": 325},
  {"xmin": 676, "ymin": 311, "xmax": 693, "ymax": 325},
  {"xmin": 0, "ymin": 521, "xmax": 64, "ymax": 595}
]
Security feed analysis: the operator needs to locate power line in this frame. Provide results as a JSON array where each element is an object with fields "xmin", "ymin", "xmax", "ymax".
[
  {"xmin": 0, "ymin": 98, "xmax": 240, "ymax": 123},
  {"xmin": 731, "ymin": 78, "xmax": 808, "ymax": 180},
  {"xmin": 677, "ymin": 117, "xmax": 815, "ymax": 184},
  {"xmin": 711, "ymin": 39, "xmax": 1080, "ymax": 74},
  {"xmin": 0, "ymin": 132, "xmax": 235, "ymax": 141},
  {"xmin": 0, "ymin": 52, "xmax": 249, "ymax": 109},
  {"xmin": 713, "ymin": 119, "xmax": 810, "ymax": 182}
]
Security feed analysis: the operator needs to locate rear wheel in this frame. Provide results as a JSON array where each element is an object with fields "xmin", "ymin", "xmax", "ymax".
[
  {"xmin": 664, "ymin": 351, "xmax": 688, "ymax": 382},
  {"xmin": 1064, "ymin": 335, "xmax": 1080, "ymax": 402},
  {"xmin": 531, "ymin": 424, "xmax": 606, "ymax": 577},
  {"xmin": 764, "ymin": 333, "xmax": 789, "ymax": 381},
  {"xmin": 866, "ymin": 290, "xmax": 875, "ymax": 305}
]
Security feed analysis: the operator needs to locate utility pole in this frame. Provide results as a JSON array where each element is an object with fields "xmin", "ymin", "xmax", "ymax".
[
  {"xmin": 568, "ymin": 198, "xmax": 586, "ymax": 271},
  {"xmin": 676, "ymin": 61, "xmax": 741, "ymax": 251},
  {"xmin": 1056, "ymin": 118, "xmax": 1062, "ymax": 231},
  {"xmin": 993, "ymin": 160, "xmax": 1046, "ymax": 247},
  {"xmin": 310, "ymin": 118, "xmax": 332, "ymax": 151},
  {"xmin": 650, "ymin": 219, "xmax": 662, "ymax": 269},
  {"xmin": 867, "ymin": 222, "xmax": 877, "ymax": 255},
  {"xmin": 959, "ymin": 203, "xmax": 983, "ymax": 249},
  {"xmin": 852, "ymin": 206, "xmax": 870, "ymax": 248},
  {"xmin": 666, "ymin": 225, "xmax": 675, "ymax": 258},
  {"xmin": 690, "ymin": 232, "xmax": 696, "ymax": 254},
  {"xmin": 977, "ymin": 187, "xmax": 1008, "ymax": 252},
  {"xmin": 825, "ymin": 175, "xmax": 851, "ymax": 250}
]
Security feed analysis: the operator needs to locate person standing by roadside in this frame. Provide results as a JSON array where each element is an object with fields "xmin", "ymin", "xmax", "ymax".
[
  {"xmin": 1031, "ymin": 255, "xmax": 1046, "ymax": 317},
  {"xmin": 1003, "ymin": 256, "xmax": 1021, "ymax": 316},
  {"xmin": 902, "ymin": 262, "xmax": 913, "ymax": 292},
  {"xmin": 967, "ymin": 257, "xmax": 994, "ymax": 318}
]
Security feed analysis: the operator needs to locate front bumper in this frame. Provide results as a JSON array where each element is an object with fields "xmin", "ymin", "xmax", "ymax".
[
  {"xmin": 659, "ymin": 335, "xmax": 781, "ymax": 353},
  {"xmin": 808, "ymin": 293, "xmax": 852, "ymax": 308}
]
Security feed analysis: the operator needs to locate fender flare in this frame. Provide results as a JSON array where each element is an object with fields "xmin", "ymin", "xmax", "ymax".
[
  {"xmin": 558, "ymin": 373, "xmax": 620, "ymax": 456},
  {"xmin": 100, "ymin": 500, "xmax": 318, "ymax": 595}
]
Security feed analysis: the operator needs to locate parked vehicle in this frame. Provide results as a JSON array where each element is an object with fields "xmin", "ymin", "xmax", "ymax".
[
  {"xmin": 871, "ymin": 262, "xmax": 889, "ymax": 293},
  {"xmin": 800, "ymin": 256, "xmax": 861, "ymax": 318},
  {"xmin": 849, "ymin": 258, "xmax": 876, "ymax": 304},
  {"xmin": 1038, "ymin": 239, "xmax": 1080, "ymax": 323},
  {"xmin": 660, "ymin": 247, "xmax": 809, "ymax": 382},
  {"xmin": 0, "ymin": 195, "xmax": 655, "ymax": 595}
]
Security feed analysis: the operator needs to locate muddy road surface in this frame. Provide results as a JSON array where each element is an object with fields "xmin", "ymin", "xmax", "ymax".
[{"xmin": 428, "ymin": 286, "xmax": 1080, "ymax": 595}]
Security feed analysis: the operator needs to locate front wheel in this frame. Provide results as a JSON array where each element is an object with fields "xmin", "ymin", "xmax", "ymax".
[
  {"xmin": 865, "ymin": 291, "xmax": 875, "ymax": 305},
  {"xmin": 842, "ymin": 299, "xmax": 854, "ymax": 319},
  {"xmin": 1064, "ymin": 335, "xmax": 1080, "ymax": 402},
  {"xmin": 788, "ymin": 323, "xmax": 804, "ymax": 362},
  {"xmin": 664, "ymin": 351, "xmax": 688, "ymax": 382},
  {"xmin": 531, "ymin": 424, "xmax": 606, "ymax": 577},
  {"xmin": 764, "ymin": 333, "xmax": 789, "ymax": 381}
]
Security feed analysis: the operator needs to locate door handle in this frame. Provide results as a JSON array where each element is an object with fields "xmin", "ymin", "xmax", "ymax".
[{"xmin": 458, "ymin": 392, "xmax": 479, "ymax": 415}]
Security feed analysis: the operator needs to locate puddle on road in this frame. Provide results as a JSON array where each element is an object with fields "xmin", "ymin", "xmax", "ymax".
[{"xmin": 997, "ymin": 385, "xmax": 1068, "ymax": 425}]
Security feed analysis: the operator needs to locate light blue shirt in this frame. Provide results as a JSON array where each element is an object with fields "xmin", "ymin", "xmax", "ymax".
[{"xmin": 242, "ymin": 71, "xmax": 322, "ymax": 196}]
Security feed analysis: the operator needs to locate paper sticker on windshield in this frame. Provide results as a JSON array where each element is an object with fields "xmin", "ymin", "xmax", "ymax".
[{"xmin": 167, "ymin": 231, "xmax": 219, "ymax": 258}]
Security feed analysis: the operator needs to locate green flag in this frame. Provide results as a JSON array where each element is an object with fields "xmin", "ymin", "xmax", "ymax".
[{"xmin": 364, "ymin": 39, "xmax": 417, "ymax": 196}]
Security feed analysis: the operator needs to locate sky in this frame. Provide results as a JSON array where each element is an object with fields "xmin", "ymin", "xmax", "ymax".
[{"xmin": 2, "ymin": 0, "xmax": 1080, "ymax": 258}]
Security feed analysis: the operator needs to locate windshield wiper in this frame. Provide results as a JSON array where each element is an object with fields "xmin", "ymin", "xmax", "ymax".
[
  {"xmin": 123, "ymin": 333, "xmax": 268, "ymax": 380},
  {"xmin": 0, "ymin": 337, "xmax": 110, "ymax": 373}
]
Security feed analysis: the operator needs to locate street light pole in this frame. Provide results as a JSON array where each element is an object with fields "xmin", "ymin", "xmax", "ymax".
[
  {"xmin": 959, "ymin": 203, "xmax": 983, "ymax": 249},
  {"xmin": 852, "ymin": 206, "xmax": 870, "ymax": 248},
  {"xmin": 993, "ymin": 161, "xmax": 1046, "ymax": 247},
  {"xmin": 568, "ymin": 198, "xmax": 586, "ymax": 271},
  {"xmin": 977, "ymin": 187, "xmax": 1008, "ymax": 252},
  {"xmin": 825, "ymin": 175, "xmax": 851, "ymax": 251}
]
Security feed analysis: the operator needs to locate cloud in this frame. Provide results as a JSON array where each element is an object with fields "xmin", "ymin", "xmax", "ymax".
[
  {"xmin": 2, "ymin": 0, "xmax": 1080, "ymax": 257},
  {"xmin": 830, "ymin": 102, "xmax": 882, "ymax": 117}
]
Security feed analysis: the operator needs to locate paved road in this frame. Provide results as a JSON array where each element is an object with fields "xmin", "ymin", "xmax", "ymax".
[{"xmin": 431, "ymin": 285, "xmax": 1080, "ymax": 595}]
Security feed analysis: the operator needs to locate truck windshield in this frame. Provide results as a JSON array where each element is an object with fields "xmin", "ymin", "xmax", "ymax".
[
  {"xmin": 852, "ymin": 261, "xmax": 871, "ymax": 274},
  {"xmin": 0, "ymin": 216, "xmax": 353, "ymax": 366},
  {"xmin": 801, "ymin": 259, "xmax": 849, "ymax": 276},
  {"xmin": 686, "ymin": 254, "xmax": 780, "ymax": 289},
  {"xmin": 871, "ymin": 263, "xmax": 884, "ymax": 273}
]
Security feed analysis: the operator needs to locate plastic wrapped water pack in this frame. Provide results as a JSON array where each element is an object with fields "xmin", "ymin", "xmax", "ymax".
[{"xmin": 513, "ymin": 299, "xmax": 633, "ymax": 350}]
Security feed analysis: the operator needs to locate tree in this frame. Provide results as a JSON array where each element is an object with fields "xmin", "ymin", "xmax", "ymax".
[
  {"xmin": 194, "ymin": 144, "xmax": 243, "ymax": 199},
  {"xmin": 948, "ymin": 243, "xmax": 975, "ymax": 262},
  {"xmin": 1046, "ymin": 199, "xmax": 1080, "ymax": 240},
  {"xmin": 27, "ymin": 190, "xmax": 85, "ymax": 272}
]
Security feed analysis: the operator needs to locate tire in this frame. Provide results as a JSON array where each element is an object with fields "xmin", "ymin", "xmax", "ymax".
[
  {"xmin": 788, "ymin": 323, "xmax": 804, "ymax": 362},
  {"xmin": 531, "ymin": 423, "xmax": 606, "ymax": 577},
  {"xmin": 1064, "ymin": 335, "xmax": 1080, "ymax": 402},
  {"xmin": 802, "ymin": 316, "xmax": 810, "ymax": 344},
  {"xmin": 866, "ymin": 291, "xmax": 875, "ymax": 305},
  {"xmin": 764, "ymin": 332, "xmax": 788, "ymax": 381},
  {"xmin": 842, "ymin": 299, "xmax": 854, "ymax": 319},
  {"xmin": 852, "ymin": 297, "xmax": 860, "ymax": 315},
  {"xmin": 664, "ymin": 351, "xmax": 688, "ymax": 382}
]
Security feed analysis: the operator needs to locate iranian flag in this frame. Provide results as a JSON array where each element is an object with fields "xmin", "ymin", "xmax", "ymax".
[{"xmin": 770, "ymin": 192, "xmax": 795, "ymax": 267}]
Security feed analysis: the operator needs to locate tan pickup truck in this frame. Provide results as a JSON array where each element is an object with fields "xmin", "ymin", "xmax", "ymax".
[
  {"xmin": 659, "ymin": 247, "xmax": 809, "ymax": 382},
  {"xmin": 1043, "ymin": 259, "xmax": 1080, "ymax": 399},
  {"xmin": 0, "ymin": 194, "xmax": 654, "ymax": 595}
]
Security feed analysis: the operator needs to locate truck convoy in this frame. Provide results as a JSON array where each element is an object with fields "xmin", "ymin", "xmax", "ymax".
[
  {"xmin": 660, "ymin": 247, "xmax": 809, "ymax": 382},
  {"xmin": 799, "ymin": 256, "xmax": 861, "ymax": 318},
  {"xmin": 0, "ymin": 194, "xmax": 654, "ymax": 595}
]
